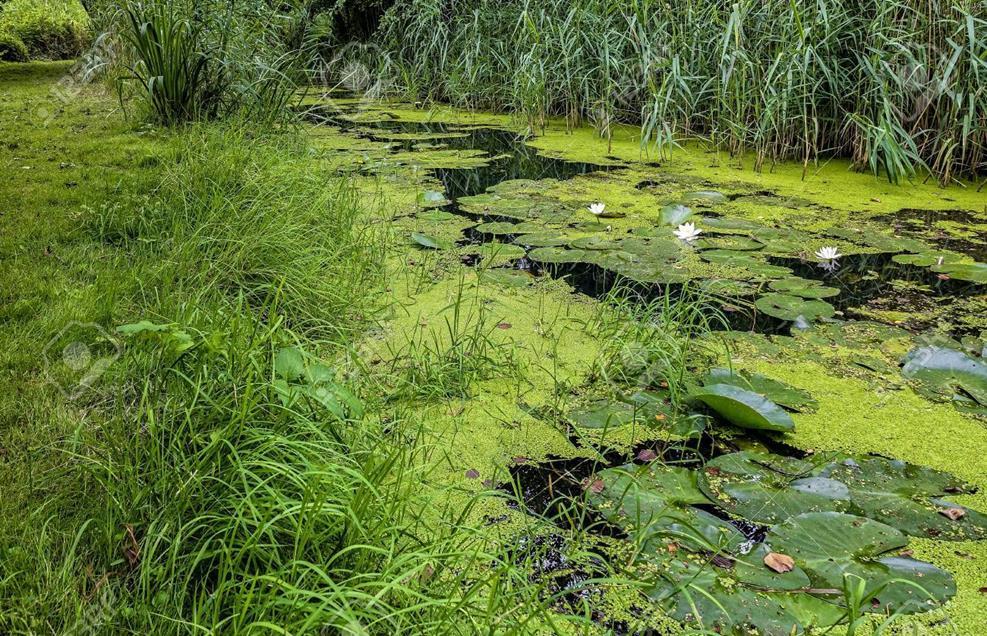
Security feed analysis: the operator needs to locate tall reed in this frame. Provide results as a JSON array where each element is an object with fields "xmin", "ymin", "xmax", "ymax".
[{"xmin": 376, "ymin": 0, "xmax": 986, "ymax": 185}]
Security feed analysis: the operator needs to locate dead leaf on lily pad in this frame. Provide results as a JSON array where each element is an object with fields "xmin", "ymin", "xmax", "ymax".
[
  {"xmin": 940, "ymin": 507, "xmax": 966, "ymax": 521},
  {"xmin": 764, "ymin": 552, "xmax": 796, "ymax": 573}
]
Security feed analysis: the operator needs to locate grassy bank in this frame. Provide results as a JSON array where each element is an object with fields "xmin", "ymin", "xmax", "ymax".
[{"xmin": 0, "ymin": 60, "xmax": 628, "ymax": 635}]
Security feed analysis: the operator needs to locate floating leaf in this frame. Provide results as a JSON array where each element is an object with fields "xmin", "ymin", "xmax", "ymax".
[
  {"xmin": 691, "ymin": 384, "xmax": 795, "ymax": 432},
  {"xmin": 683, "ymin": 190, "xmax": 728, "ymax": 203},
  {"xmin": 418, "ymin": 189, "xmax": 449, "ymax": 207},
  {"xmin": 768, "ymin": 277, "xmax": 839, "ymax": 299},
  {"xmin": 479, "ymin": 268, "xmax": 534, "ymax": 287},
  {"xmin": 659, "ymin": 203, "xmax": 693, "ymax": 225},
  {"xmin": 645, "ymin": 552, "xmax": 836, "ymax": 636},
  {"xmin": 587, "ymin": 464, "xmax": 745, "ymax": 553},
  {"xmin": 817, "ymin": 456, "xmax": 987, "ymax": 541},
  {"xmin": 570, "ymin": 235, "xmax": 619, "ymax": 250},
  {"xmin": 410, "ymin": 232, "xmax": 446, "ymax": 250},
  {"xmin": 755, "ymin": 293, "xmax": 835, "ymax": 322},
  {"xmin": 767, "ymin": 512, "xmax": 956, "ymax": 614},
  {"xmin": 901, "ymin": 346, "xmax": 987, "ymax": 406},
  {"xmin": 933, "ymin": 261, "xmax": 987, "ymax": 283},
  {"xmin": 417, "ymin": 209, "xmax": 456, "ymax": 221},
  {"xmin": 699, "ymin": 451, "xmax": 850, "ymax": 523},
  {"xmin": 704, "ymin": 368, "xmax": 817, "ymax": 412},
  {"xmin": 528, "ymin": 247, "xmax": 590, "ymax": 264},
  {"xmin": 567, "ymin": 400, "xmax": 637, "ymax": 429},
  {"xmin": 694, "ymin": 235, "xmax": 764, "ymax": 251}
]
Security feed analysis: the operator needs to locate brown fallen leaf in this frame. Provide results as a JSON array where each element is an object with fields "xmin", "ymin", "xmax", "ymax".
[
  {"xmin": 666, "ymin": 542, "xmax": 678, "ymax": 555},
  {"xmin": 465, "ymin": 468, "xmax": 480, "ymax": 479},
  {"xmin": 636, "ymin": 448, "xmax": 657, "ymax": 462},
  {"xmin": 940, "ymin": 507, "xmax": 966, "ymax": 521},
  {"xmin": 979, "ymin": 587, "xmax": 987, "ymax": 595},
  {"xmin": 763, "ymin": 552, "xmax": 795, "ymax": 573},
  {"xmin": 711, "ymin": 554, "xmax": 734, "ymax": 569},
  {"xmin": 582, "ymin": 478, "xmax": 605, "ymax": 494},
  {"xmin": 496, "ymin": 322, "xmax": 512, "ymax": 330},
  {"xmin": 899, "ymin": 549, "xmax": 914, "ymax": 558}
]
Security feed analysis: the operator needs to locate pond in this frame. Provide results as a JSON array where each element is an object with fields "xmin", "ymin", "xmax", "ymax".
[{"xmin": 305, "ymin": 96, "xmax": 987, "ymax": 635}]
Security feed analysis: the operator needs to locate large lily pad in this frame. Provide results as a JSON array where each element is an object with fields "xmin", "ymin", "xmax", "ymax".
[
  {"xmin": 817, "ymin": 456, "xmax": 987, "ymax": 541},
  {"xmin": 703, "ymin": 368, "xmax": 817, "ymax": 412},
  {"xmin": 695, "ymin": 235, "xmax": 765, "ymax": 252},
  {"xmin": 691, "ymin": 384, "xmax": 795, "ymax": 432},
  {"xmin": 901, "ymin": 346, "xmax": 987, "ymax": 406},
  {"xmin": 699, "ymin": 451, "xmax": 850, "ymax": 524},
  {"xmin": 768, "ymin": 277, "xmax": 839, "ymax": 299},
  {"xmin": 567, "ymin": 400, "xmax": 637, "ymax": 429},
  {"xmin": 659, "ymin": 203, "xmax": 694, "ymax": 226},
  {"xmin": 755, "ymin": 293, "xmax": 835, "ymax": 322},
  {"xmin": 933, "ymin": 261, "xmax": 987, "ymax": 282},
  {"xmin": 410, "ymin": 231, "xmax": 449, "ymax": 250},
  {"xmin": 588, "ymin": 465, "xmax": 744, "ymax": 553},
  {"xmin": 767, "ymin": 512, "xmax": 956, "ymax": 614},
  {"xmin": 528, "ymin": 247, "xmax": 590, "ymax": 264},
  {"xmin": 645, "ymin": 553, "xmax": 840, "ymax": 636}
]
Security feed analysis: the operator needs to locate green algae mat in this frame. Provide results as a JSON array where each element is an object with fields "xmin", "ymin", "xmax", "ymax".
[{"xmin": 305, "ymin": 97, "xmax": 987, "ymax": 634}]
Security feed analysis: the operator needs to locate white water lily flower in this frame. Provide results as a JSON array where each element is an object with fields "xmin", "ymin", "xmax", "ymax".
[
  {"xmin": 815, "ymin": 246, "xmax": 842, "ymax": 260},
  {"xmin": 674, "ymin": 222, "xmax": 702, "ymax": 242},
  {"xmin": 588, "ymin": 202, "xmax": 606, "ymax": 216}
]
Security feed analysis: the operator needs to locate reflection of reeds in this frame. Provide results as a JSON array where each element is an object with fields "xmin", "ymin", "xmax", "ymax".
[{"xmin": 379, "ymin": 0, "xmax": 986, "ymax": 185}]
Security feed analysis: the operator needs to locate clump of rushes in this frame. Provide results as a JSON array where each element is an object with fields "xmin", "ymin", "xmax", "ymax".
[
  {"xmin": 115, "ymin": 0, "xmax": 304, "ymax": 125},
  {"xmin": 377, "ymin": 0, "xmax": 986, "ymax": 185}
]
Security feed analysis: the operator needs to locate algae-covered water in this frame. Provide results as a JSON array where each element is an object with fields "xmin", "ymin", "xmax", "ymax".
[{"xmin": 305, "ymin": 96, "xmax": 987, "ymax": 635}]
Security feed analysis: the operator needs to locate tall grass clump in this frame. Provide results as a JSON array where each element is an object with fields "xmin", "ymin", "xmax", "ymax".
[
  {"xmin": 376, "ymin": 0, "xmax": 986, "ymax": 185},
  {"xmin": 113, "ymin": 0, "xmax": 308, "ymax": 124},
  {"xmin": 0, "ymin": 0, "xmax": 90, "ymax": 59}
]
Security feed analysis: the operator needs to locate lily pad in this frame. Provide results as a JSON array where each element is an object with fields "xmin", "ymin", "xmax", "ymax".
[
  {"xmin": 683, "ymin": 190, "xmax": 727, "ymax": 203},
  {"xmin": 768, "ymin": 277, "xmax": 839, "ymax": 299},
  {"xmin": 512, "ymin": 232, "xmax": 570, "ymax": 248},
  {"xmin": 567, "ymin": 400, "xmax": 637, "ymax": 429},
  {"xmin": 588, "ymin": 465, "xmax": 746, "ymax": 552},
  {"xmin": 694, "ymin": 235, "xmax": 765, "ymax": 252},
  {"xmin": 468, "ymin": 243, "xmax": 526, "ymax": 266},
  {"xmin": 570, "ymin": 235, "xmax": 620, "ymax": 250},
  {"xmin": 703, "ymin": 368, "xmax": 817, "ymax": 412},
  {"xmin": 691, "ymin": 384, "xmax": 795, "ymax": 432},
  {"xmin": 646, "ymin": 553, "xmax": 839, "ymax": 636},
  {"xmin": 659, "ymin": 203, "xmax": 693, "ymax": 226},
  {"xmin": 478, "ymin": 268, "xmax": 534, "ymax": 288},
  {"xmin": 817, "ymin": 456, "xmax": 987, "ymax": 541},
  {"xmin": 755, "ymin": 293, "xmax": 835, "ymax": 322},
  {"xmin": 933, "ymin": 261, "xmax": 987, "ymax": 283},
  {"xmin": 410, "ymin": 232, "xmax": 448, "ymax": 250},
  {"xmin": 901, "ymin": 346, "xmax": 987, "ymax": 406},
  {"xmin": 699, "ymin": 451, "xmax": 850, "ymax": 524},
  {"xmin": 418, "ymin": 189, "xmax": 449, "ymax": 207},
  {"xmin": 767, "ymin": 512, "xmax": 956, "ymax": 614},
  {"xmin": 891, "ymin": 252, "xmax": 965, "ymax": 267},
  {"xmin": 528, "ymin": 247, "xmax": 590, "ymax": 264}
]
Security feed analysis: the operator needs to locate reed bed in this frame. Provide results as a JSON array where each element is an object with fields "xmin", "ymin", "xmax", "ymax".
[{"xmin": 377, "ymin": 0, "xmax": 986, "ymax": 185}]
